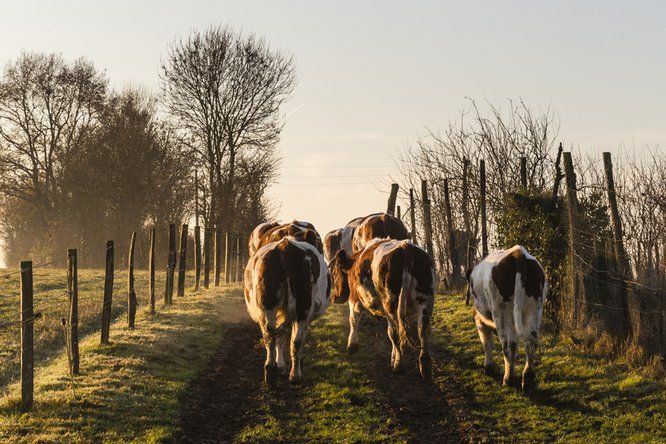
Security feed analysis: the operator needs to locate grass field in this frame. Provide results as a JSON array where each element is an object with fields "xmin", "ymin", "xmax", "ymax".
[
  {"xmin": 0, "ymin": 276, "xmax": 663, "ymax": 442},
  {"xmin": 0, "ymin": 267, "xmax": 182, "ymax": 391}
]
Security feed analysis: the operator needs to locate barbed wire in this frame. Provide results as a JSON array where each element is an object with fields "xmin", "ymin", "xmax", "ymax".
[
  {"xmin": 574, "ymin": 270, "xmax": 665, "ymax": 315},
  {"xmin": 572, "ymin": 250, "xmax": 664, "ymax": 293}
]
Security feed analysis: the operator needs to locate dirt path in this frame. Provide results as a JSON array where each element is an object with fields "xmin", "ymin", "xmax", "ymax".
[
  {"xmin": 348, "ymin": 315, "xmax": 478, "ymax": 442},
  {"xmin": 175, "ymin": 309, "xmax": 265, "ymax": 443},
  {"xmin": 176, "ymin": 297, "xmax": 476, "ymax": 442}
]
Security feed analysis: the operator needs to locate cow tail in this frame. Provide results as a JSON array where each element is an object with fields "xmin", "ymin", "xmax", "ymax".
[
  {"xmin": 513, "ymin": 250, "xmax": 527, "ymax": 339},
  {"xmin": 397, "ymin": 247, "xmax": 420, "ymax": 351}
]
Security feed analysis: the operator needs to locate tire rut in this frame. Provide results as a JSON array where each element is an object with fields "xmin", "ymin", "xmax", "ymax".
[{"xmin": 176, "ymin": 314, "xmax": 264, "ymax": 443}]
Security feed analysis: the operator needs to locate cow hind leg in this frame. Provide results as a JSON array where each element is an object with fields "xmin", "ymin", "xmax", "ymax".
[
  {"xmin": 386, "ymin": 318, "xmax": 402, "ymax": 372},
  {"xmin": 347, "ymin": 301, "xmax": 362, "ymax": 353},
  {"xmin": 289, "ymin": 321, "xmax": 309, "ymax": 384},
  {"xmin": 522, "ymin": 333, "xmax": 539, "ymax": 394},
  {"xmin": 474, "ymin": 312, "xmax": 495, "ymax": 375},
  {"xmin": 261, "ymin": 321, "xmax": 278, "ymax": 389},
  {"xmin": 275, "ymin": 328, "xmax": 290, "ymax": 375},
  {"xmin": 495, "ymin": 310, "xmax": 518, "ymax": 387},
  {"xmin": 417, "ymin": 299, "xmax": 432, "ymax": 381}
]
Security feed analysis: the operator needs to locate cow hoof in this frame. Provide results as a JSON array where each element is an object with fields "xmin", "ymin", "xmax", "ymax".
[
  {"xmin": 289, "ymin": 375, "xmax": 302, "ymax": 385},
  {"xmin": 419, "ymin": 352, "xmax": 432, "ymax": 381},
  {"xmin": 522, "ymin": 371, "xmax": 537, "ymax": 395},
  {"xmin": 347, "ymin": 343, "xmax": 359, "ymax": 354},
  {"xmin": 483, "ymin": 364, "xmax": 496, "ymax": 376},
  {"xmin": 264, "ymin": 364, "xmax": 278, "ymax": 388}
]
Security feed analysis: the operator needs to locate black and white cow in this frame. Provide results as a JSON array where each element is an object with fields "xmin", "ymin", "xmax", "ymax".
[
  {"xmin": 466, "ymin": 245, "xmax": 547, "ymax": 393},
  {"xmin": 244, "ymin": 237, "xmax": 330, "ymax": 387},
  {"xmin": 329, "ymin": 238, "xmax": 435, "ymax": 379}
]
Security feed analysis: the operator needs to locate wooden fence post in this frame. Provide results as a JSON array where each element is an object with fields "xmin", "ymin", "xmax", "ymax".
[
  {"xmin": 101, "ymin": 241, "xmax": 114, "ymax": 344},
  {"xmin": 214, "ymin": 229, "xmax": 222, "ymax": 286},
  {"xmin": 225, "ymin": 232, "xmax": 231, "ymax": 284},
  {"xmin": 194, "ymin": 225, "xmax": 201, "ymax": 291},
  {"xmin": 603, "ymin": 152, "xmax": 632, "ymax": 279},
  {"xmin": 20, "ymin": 260, "xmax": 33, "ymax": 409},
  {"xmin": 480, "ymin": 159, "xmax": 489, "ymax": 257},
  {"xmin": 203, "ymin": 227, "xmax": 211, "ymax": 289},
  {"xmin": 520, "ymin": 156, "xmax": 527, "ymax": 188},
  {"xmin": 461, "ymin": 158, "xmax": 472, "ymax": 268},
  {"xmin": 235, "ymin": 234, "xmax": 242, "ymax": 283},
  {"xmin": 563, "ymin": 152, "xmax": 582, "ymax": 327},
  {"xmin": 387, "ymin": 183, "xmax": 399, "ymax": 216},
  {"xmin": 149, "ymin": 228, "xmax": 156, "ymax": 314},
  {"xmin": 67, "ymin": 249, "xmax": 79, "ymax": 375},
  {"xmin": 420, "ymin": 180, "xmax": 434, "ymax": 257},
  {"xmin": 177, "ymin": 224, "xmax": 188, "ymax": 297},
  {"xmin": 409, "ymin": 188, "xmax": 417, "ymax": 243},
  {"xmin": 127, "ymin": 232, "xmax": 137, "ymax": 329},
  {"xmin": 165, "ymin": 223, "xmax": 176, "ymax": 304},
  {"xmin": 603, "ymin": 152, "xmax": 632, "ymax": 335},
  {"xmin": 443, "ymin": 178, "xmax": 462, "ymax": 286}
]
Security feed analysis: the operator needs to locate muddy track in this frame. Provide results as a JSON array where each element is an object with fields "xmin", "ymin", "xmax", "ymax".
[
  {"xmin": 349, "ymin": 315, "xmax": 475, "ymax": 442},
  {"xmin": 176, "ymin": 312, "xmax": 264, "ymax": 443},
  {"xmin": 176, "ymin": 301, "xmax": 476, "ymax": 442}
]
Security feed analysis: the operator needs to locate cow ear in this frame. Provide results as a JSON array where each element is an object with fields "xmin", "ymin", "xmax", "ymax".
[{"xmin": 465, "ymin": 268, "xmax": 473, "ymax": 281}]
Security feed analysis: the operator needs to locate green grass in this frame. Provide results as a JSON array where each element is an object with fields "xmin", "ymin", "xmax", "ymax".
[
  {"xmin": 0, "ymin": 282, "xmax": 663, "ymax": 442},
  {"xmin": 432, "ymin": 295, "xmax": 666, "ymax": 442},
  {"xmin": 0, "ymin": 284, "xmax": 240, "ymax": 443},
  {"xmin": 236, "ymin": 305, "xmax": 409, "ymax": 443}
]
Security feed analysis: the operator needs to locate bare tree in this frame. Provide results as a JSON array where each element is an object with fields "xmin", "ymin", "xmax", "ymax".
[
  {"xmin": 0, "ymin": 52, "xmax": 107, "ymax": 259},
  {"xmin": 397, "ymin": 99, "xmax": 560, "ymax": 276},
  {"xmin": 161, "ymin": 26, "xmax": 296, "ymax": 232}
]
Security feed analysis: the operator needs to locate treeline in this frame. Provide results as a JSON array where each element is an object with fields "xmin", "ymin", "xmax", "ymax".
[{"xmin": 0, "ymin": 26, "xmax": 295, "ymax": 267}]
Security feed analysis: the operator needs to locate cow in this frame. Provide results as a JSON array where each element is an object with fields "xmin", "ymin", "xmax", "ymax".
[
  {"xmin": 324, "ymin": 212, "xmax": 400, "ymax": 261},
  {"xmin": 352, "ymin": 213, "xmax": 410, "ymax": 253},
  {"xmin": 244, "ymin": 237, "xmax": 331, "ymax": 387},
  {"xmin": 260, "ymin": 224, "xmax": 323, "ymax": 253},
  {"xmin": 249, "ymin": 220, "xmax": 323, "ymax": 256},
  {"xmin": 329, "ymin": 238, "xmax": 435, "ymax": 380},
  {"xmin": 466, "ymin": 245, "xmax": 547, "ymax": 394},
  {"xmin": 248, "ymin": 221, "xmax": 281, "ymax": 256}
]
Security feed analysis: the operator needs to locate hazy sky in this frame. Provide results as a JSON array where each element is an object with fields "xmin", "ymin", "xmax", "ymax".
[{"xmin": 1, "ymin": 1, "xmax": 664, "ymax": 236}]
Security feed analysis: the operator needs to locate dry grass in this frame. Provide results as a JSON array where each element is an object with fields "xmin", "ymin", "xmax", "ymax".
[
  {"xmin": 0, "ymin": 267, "xmax": 209, "ymax": 391},
  {"xmin": 0, "ymin": 283, "xmax": 242, "ymax": 443}
]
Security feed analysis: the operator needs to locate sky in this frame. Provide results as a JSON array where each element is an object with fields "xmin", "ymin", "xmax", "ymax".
[{"xmin": 1, "ymin": 0, "xmax": 664, "ymax": 236}]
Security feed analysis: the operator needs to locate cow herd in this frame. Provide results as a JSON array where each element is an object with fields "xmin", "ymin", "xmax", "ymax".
[{"xmin": 243, "ymin": 212, "xmax": 548, "ymax": 394}]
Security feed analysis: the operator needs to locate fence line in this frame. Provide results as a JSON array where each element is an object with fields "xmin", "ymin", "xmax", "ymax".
[{"xmin": 0, "ymin": 224, "xmax": 250, "ymax": 410}]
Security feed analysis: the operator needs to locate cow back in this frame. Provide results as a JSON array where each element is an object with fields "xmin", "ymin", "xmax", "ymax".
[{"xmin": 353, "ymin": 213, "xmax": 410, "ymax": 252}]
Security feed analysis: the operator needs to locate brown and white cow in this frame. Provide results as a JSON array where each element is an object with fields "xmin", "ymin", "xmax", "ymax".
[
  {"xmin": 249, "ymin": 220, "xmax": 323, "ymax": 256},
  {"xmin": 466, "ymin": 245, "xmax": 547, "ymax": 393},
  {"xmin": 244, "ymin": 237, "xmax": 331, "ymax": 387},
  {"xmin": 329, "ymin": 238, "xmax": 435, "ymax": 379},
  {"xmin": 323, "ymin": 213, "xmax": 379, "ymax": 262},
  {"xmin": 352, "ymin": 213, "xmax": 410, "ymax": 253},
  {"xmin": 248, "ymin": 221, "xmax": 281, "ymax": 256}
]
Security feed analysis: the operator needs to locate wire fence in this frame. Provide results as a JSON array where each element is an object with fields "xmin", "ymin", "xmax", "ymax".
[{"xmin": 0, "ymin": 226, "xmax": 251, "ymax": 408}]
